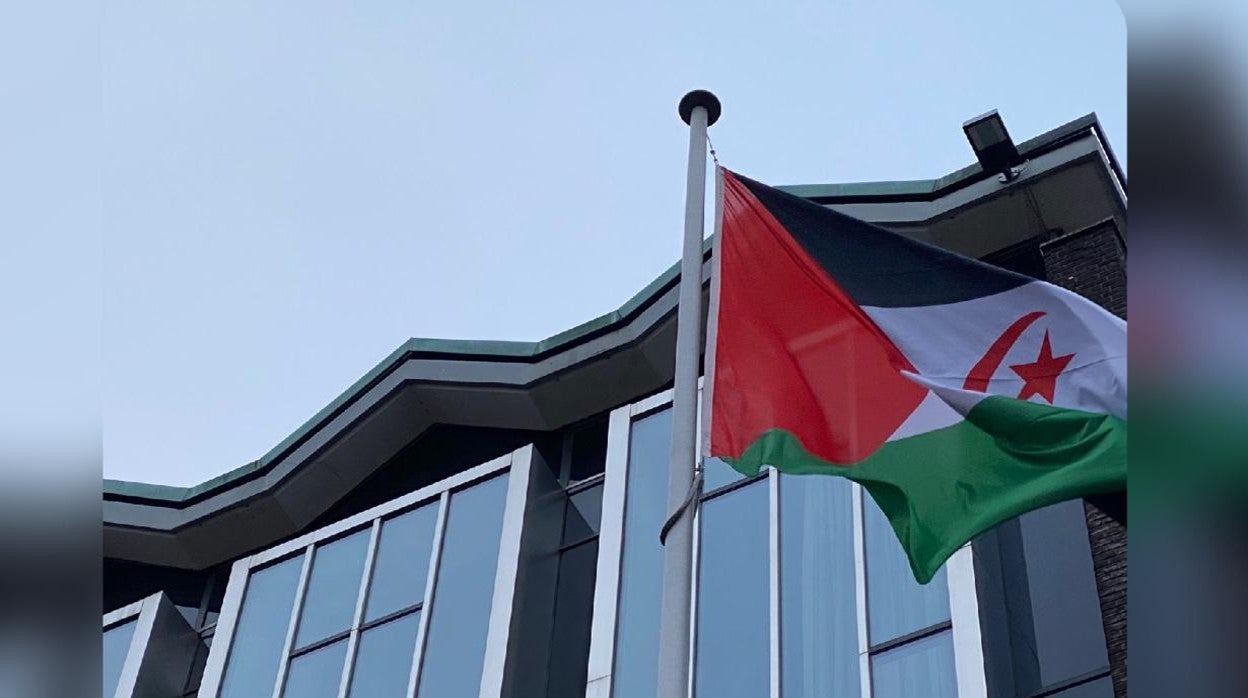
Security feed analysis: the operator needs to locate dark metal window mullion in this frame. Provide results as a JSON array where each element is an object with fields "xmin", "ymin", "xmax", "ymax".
[
  {"xmin": 566, "ymin": 472, "xmax": 605, "ymax": 495},
  {"xmin": 700, "ymin": 471, "xmax": 768, "ymax": 504},
  {"xmin": 866, "ymin": 619, "xmax": 954, "ymax": 656},
  {"xmin": 288, "ymin": 629, "xmax": 353, "ymax": 659},
  {"xmin": 357, "ymin": 603, "xmax": 423, "ymax": 634},
  {"xmin": 558, "ymin": 431, "xmax": 574, "ymax": 487},
  {"xmin": 557, "ymin": 534, "xmax": 599, "ymax": 555},
  {"xmin": 194, "ymin": 571, "xmax": 218, "ymax": 631},
  {"xmin": 181, "ymin": 574, "xmax": 219, "ymax": 696}
]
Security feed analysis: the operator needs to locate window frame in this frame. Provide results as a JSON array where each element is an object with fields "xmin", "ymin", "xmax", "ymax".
[
  {"xmin": 855, "ymin": 483, "xmax": 986, "ymax": 698},
  {"xmin": 103, "ymin": 593, "xmax": 153, "ymax": 698},
  {"xmin": 197, "ymin": 446, "xmax": 537, "ymax": 698},
  {"xmin": 584, "ymin": 388, "xmax": 988, "ymax": 698}
]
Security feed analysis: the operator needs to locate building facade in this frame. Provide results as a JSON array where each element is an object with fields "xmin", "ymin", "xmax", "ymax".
[{"xmin": 103, "ymin": 113, "xmax": 1127, "ymax": 698}]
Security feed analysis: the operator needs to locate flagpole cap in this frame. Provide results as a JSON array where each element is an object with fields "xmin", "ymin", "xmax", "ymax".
[{"xmin": 679, "ymin": 90, "xmax": 721, "ymax": 126}]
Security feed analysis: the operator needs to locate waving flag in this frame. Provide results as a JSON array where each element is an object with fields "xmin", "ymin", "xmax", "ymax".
[{"xmin": 704, "ymin": 169, "xmax": 1127, "ymax": 582}]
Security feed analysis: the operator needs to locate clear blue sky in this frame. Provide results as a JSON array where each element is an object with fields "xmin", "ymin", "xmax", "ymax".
[{"xmin": 99, "ymin": 0, "xmax": 1125, "ymax": 485}]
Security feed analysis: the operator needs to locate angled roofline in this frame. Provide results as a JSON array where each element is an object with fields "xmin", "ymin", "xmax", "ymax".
[
  {"xmin": 782, "ymin": 113, "xmax": 1125, "ymax": 203},
  {"xmin": 104, "ymin": 112, "xmax": 1122, "ymax": 507},
  {"xmin": 104, "ymin": 238, "xmax": 700, "ymax": 506}
]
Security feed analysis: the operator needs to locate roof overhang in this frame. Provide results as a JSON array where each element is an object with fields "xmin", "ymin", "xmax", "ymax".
[{"xmin": 104, "ymin": 114, "xmax": 1125, "ymax": 570}]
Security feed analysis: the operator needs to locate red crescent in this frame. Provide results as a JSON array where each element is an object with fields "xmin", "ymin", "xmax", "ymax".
[{"xmin": 962, "ymin": 311, "xmax": 1046, "ymax": 392}]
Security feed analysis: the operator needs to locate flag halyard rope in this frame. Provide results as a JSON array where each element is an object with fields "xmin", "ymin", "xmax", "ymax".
[
  {"xmin": 659, "ymin": 458, "xmax": 704, "ymax": 546},
  {"xmin": 707, "ymin": 133, "xmax": 720, "ymax": 166}
]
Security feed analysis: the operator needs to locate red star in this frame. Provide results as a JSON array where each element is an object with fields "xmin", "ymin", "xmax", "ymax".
[{"xmin": 1009, "ymin": 330, "xmax": 1075, "ymax": 403}]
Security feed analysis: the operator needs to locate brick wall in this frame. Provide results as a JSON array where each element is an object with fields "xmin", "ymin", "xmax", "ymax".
[
  {"xmin": 1082, "ymin": 502, "xmax": 1128, "ymax": 695},
  {"xmin": 1040, "ymin": 221, "xmax": 1128, "ymax": 698},
  {"xmin": 1040, "ymin": 222, "xmax": 1127, "ymax": 320}
]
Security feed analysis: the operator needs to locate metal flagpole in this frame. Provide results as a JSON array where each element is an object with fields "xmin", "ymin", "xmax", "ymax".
[{"xmin": 657, "ymin": 89, "xmax": 721, "ymax": 698}]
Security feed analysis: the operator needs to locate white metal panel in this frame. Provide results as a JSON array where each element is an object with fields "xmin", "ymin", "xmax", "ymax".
[
  {"xmin": 583, "ymin": 404, "xmax": 633, "ymax": 694},
  {"xmin": 269, "ymin": 547, "xmax": 314, "ymax": 698},
  {"xmin": 197, "ymin": 556, "xmax": 253, "ymax": 698},
  {"xmin": 852, "ymin": 485, "xmax": 872, "ymax": 698},
  {"xmin": 103, "ymin": 596, "xmax": 147, "ymax": 629},
  {"xmin": 112, "ymin": 593, "xmax": 159, "ymax": 698},
  {"xmin": 479, "ymin": 447, "xmax": 529, "ymax": 697},
  {"xmin": 948, "ymin": 545, "xmax": 987, "ymax": 698},
  {"xmin": 768, "ymin": 469, "xmax": 781, "ymax": 698},
  {"xmin": 336, "ymin": 518, "xmax": 382, "ymax": 698},
  {"xmin": 405, "ymin": 491, "xmax": 450, "ymax": 698}
]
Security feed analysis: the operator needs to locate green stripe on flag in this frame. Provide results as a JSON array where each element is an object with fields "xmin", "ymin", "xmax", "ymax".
[{"xmin": 723, "ymin": 396, "xmax": 1126, "ymax": 583}]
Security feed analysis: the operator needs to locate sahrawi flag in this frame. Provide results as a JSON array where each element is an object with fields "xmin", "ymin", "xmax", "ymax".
[{"xmin": 704, "ymin": 168, "xmax": 1126, "ymax": 583}]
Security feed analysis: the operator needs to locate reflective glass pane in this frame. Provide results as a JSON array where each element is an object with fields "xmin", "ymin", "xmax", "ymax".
[
  {"xmin": 102, "ymin": 620, "xmax": 136, "ymax": 698},
  {"xmin": 870, "ymin": 630, "xmax": 957, "ymax": 698},
  {"xmin": 865, "ymin": 499, "xmax": 950, "ymax": 644},
  {"xmin": 366, "ymin": 504, "xmax": 439, "ymax": 622},
  {"xmin": 416, "ymin": 474, "xmax": 509, "ymax": 697},
  {"xmin": 568, "ymin": 419, "xmax": 608, "ymax": 482},
  {"xmin": 184, "ymin": 641, "xmax": 210, "ymax": 696},
  {"xmin": 702, "ymin": 456, "xmax": 746, "ymax": 493},
  {"xmin": 296, "ymin": 528, "xmax": 371, "ymax": 647},
  {"xmin": 562, "ymin": 483, "xmax": 603, "ymax": 544},
  {"xmin": 546, "ymin": 540, "xmax": 598, "ymax": 698},
  {"xmin": 283, "ymin": 638, "xmax": 349, "ymax": 698},
  {"xmin": 1018, "ymin": 501, "xmax": 1110, "ymax": 689},
  {"xmin": 781, "ymin": 474, "xmax": 860, "ymax": 698},
  {"xmin": 348, "ymin": 611, "xmax": 421, "ymax": 698},
  {"xmin": 695, "ymin": 481, "xmax": 769, "ymax": 698},
  {"xmin": 612, "ymin": 408, "xmax": 672, "ymax": 698},
  {"xmin": 220, "ymin": 556, "xmax": 304, "ymax": 698}
]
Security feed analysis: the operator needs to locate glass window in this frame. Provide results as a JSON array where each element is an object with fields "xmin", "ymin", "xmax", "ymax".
[
  {"xmin": 295, "ymin": 528, "xmax": 371, "ymax": 648},
  {"xmin": 1051, "ymin": 676, "xmax": 1115, "ymax": 698},
  {"xmin": 865, "ymin": 500, "xmax": 950, "ymax": 644},
  {"xmin": 702, "ymin": 456, "xmax": 746, "ymax": 493},
  {"xmin": 219, "ymin": 556, "xmax": 304, "ymax": 698},
  {"xmin": 870, "ymin": 630, "xmax": 957, "ymax": 698},
  {"xmin": 102, "ymin": 620, "xmax": 136, "ymax": 698},
  {"xmin": 562, "ymin": 483, "xmax": 603, "ymax": 545},
  {"xmin": 780, "ymin": 474, "xmax": 860, "ymax": 698},
  {"xmin": 612, "ymin": 408, "xmax": 672, "ymax": 698},
  {"xmin": 568, "ymin": 418, "xmax": 608, "ymax": 482},
  {"xmin": 695, "ymin": 480, "xmax": 769, "ymax": 698},
  {"xmin": 282, "ymin": 639, "xmax": 348, "ymax": 698},
  {"xmin": 1017, "ymin": 501, "xmax": 1110, "ymax": 689},
  {"xmin": 366, "ymin": 504, "xmax": 438, "ymax": 622},
  {"xmin": 348, "ymin": 612, "xmax": 421, "ymax": 698},
  {"xmin": 546, "ymin": 540, "xmax": 599, "ymax": 698},
  {"xmin": 416, "ymin": 475, "xmax": 510, "ymax": 697}
]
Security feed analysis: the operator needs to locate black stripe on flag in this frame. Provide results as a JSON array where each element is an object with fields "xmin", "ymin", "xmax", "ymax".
[{"xmin": 735, "ymin": 172, "xmax": 1030, "ymax": 308}]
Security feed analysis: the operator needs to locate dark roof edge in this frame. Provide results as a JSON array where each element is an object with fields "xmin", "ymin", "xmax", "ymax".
[
  {"xmin": 103, "ymin": 238, "xmax": 706, "ymax": 505},
  {"xmin": 105, "ymin": 113, "xmax": 1117, "ymax": 505},
  {"xmin": 783, "ymin": 114, "xmax": 1121, "ymax": 203}
]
